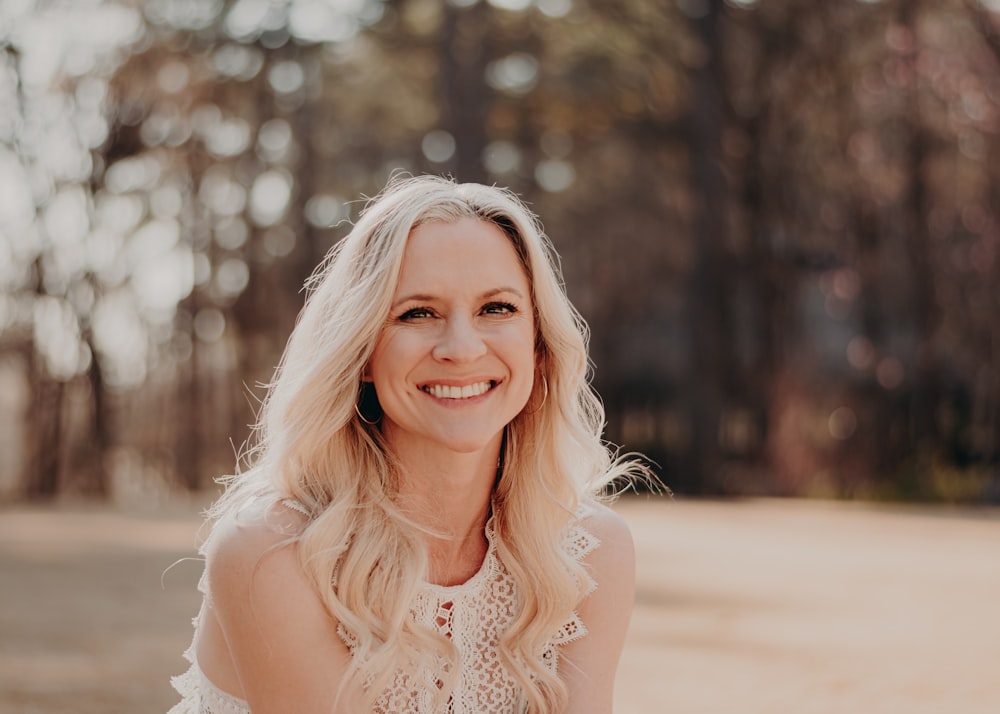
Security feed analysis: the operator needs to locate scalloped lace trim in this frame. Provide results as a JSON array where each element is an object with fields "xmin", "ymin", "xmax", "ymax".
[
  {"xmin": 168, "ymin": 506, "xmax": 599, "ymax": 713},
  {"xmin": 168, "ymin": 660, "xmax": 250, "ymax": 714}
]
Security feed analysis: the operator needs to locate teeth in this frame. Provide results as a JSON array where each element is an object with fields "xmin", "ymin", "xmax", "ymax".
[{"xmin": 424, "ymin": 381, "xmax": 493, "ymax": 399}]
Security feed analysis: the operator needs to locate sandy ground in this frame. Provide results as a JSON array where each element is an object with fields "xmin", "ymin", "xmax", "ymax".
[{"xmin": 0, "ymin": 495, "xmax": 997, "ymax": 713}]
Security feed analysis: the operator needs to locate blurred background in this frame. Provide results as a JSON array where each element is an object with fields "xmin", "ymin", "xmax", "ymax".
[
  {"xmin": 3, "ymin": 4, "xmax": 1000, "ymax": 712},
  {"xmin": 2, "ymin": 0, "xmax": 1000, "ymax": 506}
]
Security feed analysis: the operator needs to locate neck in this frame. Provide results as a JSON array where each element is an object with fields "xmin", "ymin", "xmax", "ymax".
[
  {"xmin": 395, "ymin": 448, "xmax": 498, "ymax": 540},
  {"xmin": 389, "ymin": 439, "xmax": 502, "ymax": 585}
]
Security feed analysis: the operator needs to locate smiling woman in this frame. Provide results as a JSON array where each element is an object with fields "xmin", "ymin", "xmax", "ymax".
[
  {"xmin": 368, "ymin": 217, "xmax": 537, "ymax": 461},
  {"xmin": 168, "ymin": 175, "xmax": 649, "ymax": 714}
]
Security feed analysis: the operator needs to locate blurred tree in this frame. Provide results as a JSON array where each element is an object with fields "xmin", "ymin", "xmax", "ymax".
[
  {"xmin": 0, "ymin": 4, "xmax": 142, "ymax": 498},
  {"xmin": 2, "ymin": 0, "xmax": 999, "ymax": 503}
]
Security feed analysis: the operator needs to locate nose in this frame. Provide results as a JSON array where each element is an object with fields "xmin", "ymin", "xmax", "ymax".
[{"xmin": 432, "ymin": 315, "xmax": 487, "ymax": 363}]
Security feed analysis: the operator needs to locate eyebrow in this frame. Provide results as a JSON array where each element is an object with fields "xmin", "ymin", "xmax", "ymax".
[{"xmin": 391, "ymin": 287, "xmax": 526, "ymax": 311}]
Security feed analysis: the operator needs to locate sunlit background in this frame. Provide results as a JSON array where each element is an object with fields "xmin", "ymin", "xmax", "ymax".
[
  {"xmin": 2, "ymin": 0, "xmax": 1000, "ymax": 505},
  {"xmin": 3, "ymin": 3, "xmax": 1000, "ymax": 713}
]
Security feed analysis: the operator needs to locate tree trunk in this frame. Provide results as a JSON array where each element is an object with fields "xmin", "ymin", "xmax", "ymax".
[
  {"xmin": 685, "ymin": 0, "xmax": 730, "ymax": 493},
  {"xmin": 897, "ymin": 0, "xmax": 940, "ymax": 488},
  {"xmin": 440, "ymin": 2, "xmax": 490, "ymax": 183},
  {"xmin": 78, "ymin": 335, "xmax": 111, "ymax": 497},
  {"xmin": 24, "ymin": 362, "xmax": 64, "ymax": 500}
]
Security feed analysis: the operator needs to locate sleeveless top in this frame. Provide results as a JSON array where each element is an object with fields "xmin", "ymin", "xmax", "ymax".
[{"xmin": 168, "ymin": 504, "xmax": 600, "ymax": 714}]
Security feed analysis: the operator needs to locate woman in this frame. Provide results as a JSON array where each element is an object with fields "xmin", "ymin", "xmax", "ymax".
[{"xmin": 169, "ymin": 175, "xmax": 646, "ymax": 713}]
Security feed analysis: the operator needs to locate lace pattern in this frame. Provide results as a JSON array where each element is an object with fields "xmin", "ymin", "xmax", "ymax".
[
  {"xmin": 168, "ymin": 597, "xmax": 252, "ymax": 714},
  {"xmin": 168, "ymin": 506, "xmax": 600, "ymax": 714},
  {"xmin": 337, "ymin": 516, "xmax": 599, "ymax": 713},
  {"xmin": 168, "ymin": 660, "xmax": 251, "ymax": 714}
]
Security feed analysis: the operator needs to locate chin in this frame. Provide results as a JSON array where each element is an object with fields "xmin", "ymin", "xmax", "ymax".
[
  {"xmin": 432, "ymin": 425, "xmax": 508, "ymax": 455},
  {"xmin": 440, "ymin": 436, "xmax": 500, "ymax": 455}
]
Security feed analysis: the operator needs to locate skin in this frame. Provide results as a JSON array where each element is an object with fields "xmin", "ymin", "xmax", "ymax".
[
  {"xmin": 559, "ymin": 505, "xmax": 636, "ymax": 714},
  {"xmin": 366, "ymin": 217, "xmax": 537, "ymax": 582},
  {"xmin": 192, "ymin": 217, "xmax": 636, "ymax": 713}
]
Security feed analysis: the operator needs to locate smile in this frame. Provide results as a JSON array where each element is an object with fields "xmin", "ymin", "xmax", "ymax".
[{"xmin": 421, "ymin": 380, "xmax": 496, "ymax": 400}]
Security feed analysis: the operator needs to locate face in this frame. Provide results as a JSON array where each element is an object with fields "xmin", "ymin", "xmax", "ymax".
[{"xmin": 366, "ymin": 216, "xmax": 537, "ymax": 460}]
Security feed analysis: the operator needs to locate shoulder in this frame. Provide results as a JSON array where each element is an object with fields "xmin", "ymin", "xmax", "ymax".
[
  {"xmin": 206, "ymin": 498, "xmax": 309, "ymax": 560},
  {"xmin": 558, "ymin": 502, "xmax": 636, "ymax": 710},
  {"xmin": 578, "ymin": 501, "xmax": 633, "ymax": 543},
  {"xmin": 201, "ymin": 503, "xmax": 355, "ymax": 710},
  {"xmin": 203, "ymin": 499, "xmax": 312, "ymax": 603},
  {"xmin": 576, "ymin": 501, "xmax": 635, "ymax": 575}
]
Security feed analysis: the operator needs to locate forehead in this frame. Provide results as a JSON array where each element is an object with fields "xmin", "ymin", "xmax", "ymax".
[{"xmin": 395, "ymin": 217, "xmax": 530, "ymax": 294}]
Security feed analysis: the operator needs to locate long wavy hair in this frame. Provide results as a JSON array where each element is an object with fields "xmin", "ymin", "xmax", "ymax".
[{"xmin": 206, "ymin": 175, "xmax": 641, "ymax": 712}]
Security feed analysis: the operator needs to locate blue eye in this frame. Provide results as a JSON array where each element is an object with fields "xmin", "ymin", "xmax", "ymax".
[
  {"xmin": 483, "ymin": 301, "xmax": 517, "ymax": 316},
  {"xmin": 398, "ymin": 307, "xmax": 434, "ymax": 321}
]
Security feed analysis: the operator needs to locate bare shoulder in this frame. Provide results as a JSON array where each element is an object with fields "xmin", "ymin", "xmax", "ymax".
[
  {"xmin": 200, "ymin": 501, "xmax": 353, "ymax": 712},
  {"xmin": 205, "ymin": 501, "xmax": 309, "ymax": 579},
  {"xmin": 560, "ymin": 501, "xmax": 636, "ymax": 711},
  {"xmin": 578, "ymin": 501, "xmax": 636, "ymax": 567},
  {"xmin": 202, "ymin": 499, "xmax": 319, "ymax": 620}
]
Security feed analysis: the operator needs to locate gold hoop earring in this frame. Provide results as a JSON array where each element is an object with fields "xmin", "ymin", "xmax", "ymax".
[
  {"xmin": 355, "ymin": 383, "xmax": 382, "ymax": 425},
  {"xmin": 526, "ymin": 375, "xmax": 548, "ymax": 415},
  {"xmin": 355, "ymin": 402, "xmax": 380, "ymax": 425}
]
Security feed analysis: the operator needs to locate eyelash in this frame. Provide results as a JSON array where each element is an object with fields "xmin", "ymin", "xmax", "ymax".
[
  {"xmin": 483, "ymin": 301, "xmax": 517, "ymax": 316},
  {"xmin": 398, "ymin": 307, "xmax": 434, "ymax": 321},
  {"xmin": 396, "ymin": 302, "xmax": 518, "ymax": 321}
]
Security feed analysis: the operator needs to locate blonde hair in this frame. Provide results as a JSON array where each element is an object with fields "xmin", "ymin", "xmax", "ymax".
[{"xmin": 207, "ymin": 175, "xmax": 641, "ymax": 712}]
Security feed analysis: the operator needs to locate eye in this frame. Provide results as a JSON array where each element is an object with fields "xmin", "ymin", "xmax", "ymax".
[
  {"xmin": 482, "ymin": 301, "xmax": 517, "ymax": 316},
  {"xmin": 397, "ymin": 307, "xmax": 435, "ymax": 321}
]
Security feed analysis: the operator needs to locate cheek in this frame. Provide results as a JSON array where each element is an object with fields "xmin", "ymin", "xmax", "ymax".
[
  {"xmin": 368, "ymin": 332, "xmax": 409, "ymax": 381},
  {"xmin": 508, "ymin": 325, "xmax": 538, "ymax": 372}
]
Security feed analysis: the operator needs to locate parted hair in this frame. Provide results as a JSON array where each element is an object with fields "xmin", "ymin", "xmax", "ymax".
[{"xmin": 206, "ymin": 174, "xmax": 640, "ymax": 712}]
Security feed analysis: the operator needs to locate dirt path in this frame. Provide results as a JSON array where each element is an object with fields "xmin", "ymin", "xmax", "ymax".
[
  {"xmin": 1, "ymin": 496, "xmax": 997, "ymax": 713},
  {"xmin": 620, "ymin": 498, "xmax": 1000, "ymax": 714}
]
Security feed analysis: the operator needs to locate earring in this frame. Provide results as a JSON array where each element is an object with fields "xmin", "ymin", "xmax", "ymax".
[
  {"xmin": 355, "ymin": 382, "xmax": 382, "ymax": 425},
  {"xmin": 494, "ymin": 425, "xmax": 508, "ymax": 489},
  {"xmin": 526, "ymin": 375, "xmax": 548, "ymax": 415}
]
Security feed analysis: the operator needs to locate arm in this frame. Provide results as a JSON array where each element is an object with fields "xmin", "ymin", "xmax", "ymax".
[
  {"xmin": 560, "ymin": 503, "xmax": 637, "ymax": 714},
  {"xmin": 203, "ymin": 507, "xmax": 355, "ymax": 713}
]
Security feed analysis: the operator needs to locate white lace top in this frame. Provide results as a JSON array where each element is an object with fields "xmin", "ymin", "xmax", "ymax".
[{"xmin": 168, "ymin": 506, "xmax": 599, "ymax": 714}]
